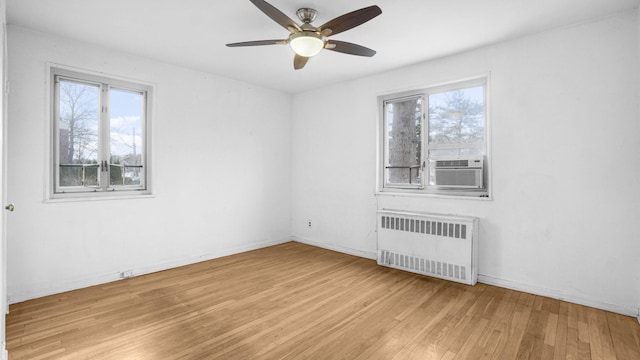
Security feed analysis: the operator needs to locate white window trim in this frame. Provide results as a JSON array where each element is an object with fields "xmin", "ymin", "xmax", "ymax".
[
  {"xmin": 45, "ymin": 64, "xmax": 154, "ymax": 201},
  {"xmin": 377, "ymin": 74, "xmax": 492, "ymax": 199}
]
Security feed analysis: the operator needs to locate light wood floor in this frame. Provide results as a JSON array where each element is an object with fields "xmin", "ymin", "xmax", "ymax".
[{"xmin": 7, "ymin": 242, "xmax": 640, "ymax": 359}]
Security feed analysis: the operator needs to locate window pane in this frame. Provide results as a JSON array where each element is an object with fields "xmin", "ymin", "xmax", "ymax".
[
  {"xmin": 58, "ymin": 80, "xmax": 100, "ymax": 187},
  {"xmin": 428, "ymin": 86, "xmax": 484, "ymax": 146},
  {"xmin": 385, "ymin": 97, "xmax": 422, "ymax": 185},
  {"xmin": 59, "ymin": 164, "xmax": 99, "ymax": 187},
  {"xmin": 109, "ymin": 88, "xmax": 143, "ymax": 186}
]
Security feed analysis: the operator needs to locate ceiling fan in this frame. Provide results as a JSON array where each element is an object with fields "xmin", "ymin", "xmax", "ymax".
[{"xmin": 226, "ymin": 0, "xmax": 382, "ymax": 70}]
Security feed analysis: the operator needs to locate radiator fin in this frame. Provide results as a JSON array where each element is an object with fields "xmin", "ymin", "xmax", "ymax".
[
  {"xmin": 380, "ymin": 249, "xmax": 467, "ymax": 282},
  {"xmin": 381, "ymin": 215, "xmax": 466, "ymax": 239}
]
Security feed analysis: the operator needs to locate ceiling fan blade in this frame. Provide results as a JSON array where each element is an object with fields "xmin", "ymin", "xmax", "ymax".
[
  {"xmin": 226, "ymin": 39, "xmax": 287, "ymax": 47},
  {"xmin": 249, "ymin": 0, "xmax": 302, "ymax": 33},
  {"xmin": 326, "ymin": 40, "xmax": 376, "ymax": 57},
  {"xmin": 318, "ymin": 5, "xmax": 382, "ymax": 37},
  {"xmin": 294, "ymin": 55, "xmax": 310, "ymax": 70}
]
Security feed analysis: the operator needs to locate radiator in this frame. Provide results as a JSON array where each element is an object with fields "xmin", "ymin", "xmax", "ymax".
[{"xmin": 377, "ymin": 210, "xmax": 479, "ymax": 285}]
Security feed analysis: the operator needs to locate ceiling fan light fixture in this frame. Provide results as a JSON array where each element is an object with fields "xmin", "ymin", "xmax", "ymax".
[{"xmin": 289, "ymin": 32, "xmax": 325, "ymax": 57}]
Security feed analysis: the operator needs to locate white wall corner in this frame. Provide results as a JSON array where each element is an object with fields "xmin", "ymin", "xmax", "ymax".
[{"xmin": 1, "ymin": 345, "xmax": 7, "ymax": 360}]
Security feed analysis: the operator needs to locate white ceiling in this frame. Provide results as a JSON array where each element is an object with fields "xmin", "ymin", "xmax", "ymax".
[{"xmin": 7, "ymin": 0, "xmax": 639, "ymax": 93}]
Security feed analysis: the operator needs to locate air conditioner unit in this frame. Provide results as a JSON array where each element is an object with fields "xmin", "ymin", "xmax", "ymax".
[{"xmin": 432, "ymin": 157, "xmax": 484, "ymax": 189}]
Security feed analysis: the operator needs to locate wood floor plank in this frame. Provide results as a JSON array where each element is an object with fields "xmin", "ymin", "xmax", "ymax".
[
  {"xmin": 515, "ymin": 300, "xmax": 549, "ymax": 360},
  {"xmin": 6, "ymin": 242, "xmax": 640, "ymax": 359},
  {"xmin": 492, "ymin": 292, "xmax": 535, "ymax": 359},
  {"xmin": 433, "ymin": 285, "xmax": 508, "ymax": 359},
  {"xmin": 577, "ymin": 303, "xmax": 592, "ymax": 359},
  {"xmin": 607, "ymin": 311, "xmax": 640, "ymax": 360},
  {"xmin": 552, "ymin": 301, "xmax": 569, "ymax": 360},
  {"xmin": 477, "ymin": 289, "xmax": 521, "ymax": 359}
]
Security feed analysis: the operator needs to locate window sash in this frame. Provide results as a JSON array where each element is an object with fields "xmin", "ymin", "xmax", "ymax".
[
  {"xmin": 54, "ymin": 76, "xmax": 103, "ymax": 192},
  {"xmin": 382, "ymin": 95, "xmax": 425, "ymax": 189},
  {"xmin": 107, "ymin": 86, "xmax": 147, "ymax": 189},
  {"xmin": 52, "ymin": 68, "xmax": 149, "ymax": 195}
]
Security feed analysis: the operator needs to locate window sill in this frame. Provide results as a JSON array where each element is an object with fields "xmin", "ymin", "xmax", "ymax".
[
  {"xmin": 45, "ymin": 193, "xmax": 155, "ymax": 204},
  {"xmin": 375, "ymin": 189, "xmax": 492, "ymax": 201}
]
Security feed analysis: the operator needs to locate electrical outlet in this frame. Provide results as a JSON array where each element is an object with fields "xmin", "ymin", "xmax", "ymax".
[
  {"xmin": 307, "ymin": 220, "xmax": 312, "ymax": 229},
  {"xmin": 121, "ymin": 270, "xmax": 134, "ymax": 279}
]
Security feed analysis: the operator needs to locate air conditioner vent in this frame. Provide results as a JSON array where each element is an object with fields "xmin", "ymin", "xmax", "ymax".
[{"xmin": 436, "ymin": 159, "xmax": 469, "ymax": 168}]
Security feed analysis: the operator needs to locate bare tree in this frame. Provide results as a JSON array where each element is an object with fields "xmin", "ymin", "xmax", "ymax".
[
  {"xmin": 59, "ymin": 81, "xmax": 99, "ymax": 163},
  {"xmin": 388, "ymin": 98, "xmax": 422, "ymax": 184},
  {"xmin": 58, "ymin": 81, "xmax": 99, "ymax": 186}
]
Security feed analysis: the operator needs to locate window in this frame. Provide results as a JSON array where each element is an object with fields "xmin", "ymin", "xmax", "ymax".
[
  {"xmin": 51, "ymin": 67, "xmax": 152, "ymax": 197},
  {"xmin": 380, "ymin": 77, "xmax": 488, "ymax": 196}
]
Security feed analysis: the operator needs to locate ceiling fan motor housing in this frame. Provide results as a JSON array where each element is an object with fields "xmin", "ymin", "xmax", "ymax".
[{"xmin": 296, "ymin": 8, "xmax": 318, "ymax": 23}]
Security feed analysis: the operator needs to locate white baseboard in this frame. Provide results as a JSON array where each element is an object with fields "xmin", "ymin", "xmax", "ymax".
[
  {"xmin": 292, "ymin": 236, "xmax": 377, "ymax": 260},
  {"xmin": 477, "ymin": 274, "xmax": 638, "ymax": 317},
  {"xmin": 8, "ymin": 238, "xmax": 289, "ymax": 304},
  {"xmin": 291, "ymin": 240, "xmax": 638, "ymax": 318}
]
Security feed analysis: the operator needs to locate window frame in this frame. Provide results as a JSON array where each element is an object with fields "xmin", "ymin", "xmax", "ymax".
[
  {"xmin": 378, "ymin": 76, "xmax": 490, "ymax": 198},
  {"xmin": 49, "ymin": 66, "xmax": 153, "ymax": 199}
]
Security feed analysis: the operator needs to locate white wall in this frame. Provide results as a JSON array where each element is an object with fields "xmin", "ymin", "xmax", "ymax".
[
  {"xmin": 292, "ymin": 11, "xmax": 640, "ymax": 316},
  {"xmin": 6, "ymin": 26, "xmax": 293, "ymax": 303}
]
